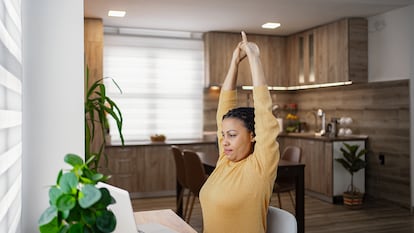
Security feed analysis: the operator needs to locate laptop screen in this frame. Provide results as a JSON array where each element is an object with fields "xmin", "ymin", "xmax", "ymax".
[{"xmin": 96, "ymin": 182, "xmax": 138, "ymax": 233}]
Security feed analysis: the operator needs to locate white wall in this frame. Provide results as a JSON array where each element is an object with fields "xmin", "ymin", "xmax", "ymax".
[
  {"xmin": 21, "ymin": 0, "xmax": 84, "ymax": 231},
  {"xmin": 368, "ymin": 5, "xmax": 413, "ymax": 82},
  {"xmin": 368, "ymin": 4, "xmax": 414, "ymax": 211}
]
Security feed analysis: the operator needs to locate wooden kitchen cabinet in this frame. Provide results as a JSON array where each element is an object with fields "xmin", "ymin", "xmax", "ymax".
[
  {"xmin": 103, "ymin": 142, "xmax": 217, "ymax": 198},
  {"xmin": 286, "ymin": 31, "xmax": 315, "ymax": 86},
  {"xmin": 278, "ymin": 137, "xmax": 332, "ymax": 199},
  {"xmin": 314, "ymin": 18, "xmax": 367, "ymax": 84},
  {"xmin": 287, "ymin": 18, "xmax": 367, "ymax": 85},
  {"xmin": 102, "ymin": 146, "xmax": 145, "ymax": 195},
  {"xmin": 278, "ymin": 135, "xmax": 367, "ymax": 203},
  {"xmin": 203, "ymin": 31, "xmax": 287, "ymax": 87}
]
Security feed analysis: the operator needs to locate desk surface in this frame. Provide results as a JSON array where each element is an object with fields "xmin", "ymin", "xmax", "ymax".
[{"xmin": 134, "ymin": 209, "xmax": 197, "ymax": 233}]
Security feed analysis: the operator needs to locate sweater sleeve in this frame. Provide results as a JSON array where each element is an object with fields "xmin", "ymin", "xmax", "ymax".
[
  {"xmin": 216, "ymin": 89, "xmax": 237, "ymax": 161},
  {"xmin": 252, "ymin": 85, "xmax": 281, "ymax": 179}
]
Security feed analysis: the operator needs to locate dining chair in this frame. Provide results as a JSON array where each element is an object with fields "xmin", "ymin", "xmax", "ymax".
[
  {"xmin": 274, "ymin": 146, "xmax": 302, "ymax": 210},
  {"xmin": 266, "ymin": 206, "xmax": 297, "ymax": 233},
  {"xmin": 171, "ymin": 145, "xmax": 190, "ymax": 219},
  {"xmin": 182, "ymin": 149, "xmax": 208, "ymax": 223}
]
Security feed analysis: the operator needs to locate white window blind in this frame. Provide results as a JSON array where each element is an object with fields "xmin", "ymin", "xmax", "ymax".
[
  {"xmin": 0, "ymin": 0, "xmax": 22, "ymax": 232},
  {"xmin": 104, "ymin": 35, "xmax": 204, "ymax": 142}
]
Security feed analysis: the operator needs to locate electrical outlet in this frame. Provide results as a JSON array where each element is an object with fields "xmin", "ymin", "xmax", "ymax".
[{"xmin": 379, "ymin": 154, "xmax": 385, "ymax": 165}]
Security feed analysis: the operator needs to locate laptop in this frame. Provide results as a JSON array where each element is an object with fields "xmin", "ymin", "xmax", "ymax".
[{"xmin": 96, "ymin": 182, "xmax": 179, "ymax": 233}]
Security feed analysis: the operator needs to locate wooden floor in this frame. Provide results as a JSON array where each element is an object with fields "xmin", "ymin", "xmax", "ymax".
[{"xmin": 132, "ymin": 192, "xmax": 414, "ymax": 233}]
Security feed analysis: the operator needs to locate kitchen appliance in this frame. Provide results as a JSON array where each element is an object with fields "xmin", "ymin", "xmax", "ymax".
[{"xmin": 326, "ymin": 118, "xmax": 338, "ymax": 138}]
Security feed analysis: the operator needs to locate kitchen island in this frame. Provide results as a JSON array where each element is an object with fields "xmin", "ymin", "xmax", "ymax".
[{"xmin": 278, "ymin": 132, "xmax": 368, "ymax": 203}]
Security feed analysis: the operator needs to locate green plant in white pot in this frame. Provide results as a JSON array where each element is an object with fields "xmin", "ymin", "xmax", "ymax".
[
  {"xmin": 335, "ymin": 142, "xmax": 368, "ymax": 209},
  {"xmin": 38, "ymin": 153, "xmax": 117, "ymax": 233}
]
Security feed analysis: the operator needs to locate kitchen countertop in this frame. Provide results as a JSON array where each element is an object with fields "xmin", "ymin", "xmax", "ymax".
[
  {"xmin": 106, "ymin": 137, "xmax": 217, "ymax": 147},
  {"xmin": 278, "ymin": 132, "xmax": 368, "ymax": 142}
]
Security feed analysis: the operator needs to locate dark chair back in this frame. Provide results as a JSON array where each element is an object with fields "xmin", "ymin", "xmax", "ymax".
[
  {"xmin": 182, "ymin": 150, "xmax": 208, "ymax": 196},
  {"xmin": 171, "ymin": 145, "xmax": 187, "ymax": 188}
]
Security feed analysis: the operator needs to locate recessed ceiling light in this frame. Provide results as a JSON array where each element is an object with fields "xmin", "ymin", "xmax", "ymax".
[
  {"xmin": 262, "ymin": 22, "xmax": 281, "ymax": 29},
  {"xmin": 108, "ymin": 10, "xmax": 126, "ymax": 17}
]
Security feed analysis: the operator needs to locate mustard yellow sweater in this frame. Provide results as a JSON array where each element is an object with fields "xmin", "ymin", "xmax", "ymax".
[{"xmin": 199, "ymin": 86, "xmax": 280, "ymax": 233}]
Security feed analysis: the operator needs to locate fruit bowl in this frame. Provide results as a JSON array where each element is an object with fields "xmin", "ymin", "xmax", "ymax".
[{"xmin": 150, "ymin": 134, "xmax": 166, "ymax": 142}]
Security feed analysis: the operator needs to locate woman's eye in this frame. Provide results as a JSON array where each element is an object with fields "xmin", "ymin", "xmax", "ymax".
[{"xmin": 229, "ymin": 134, "xmax": 236, "ymax": 138}]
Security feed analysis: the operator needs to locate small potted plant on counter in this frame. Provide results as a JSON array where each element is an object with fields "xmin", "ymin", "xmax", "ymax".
[
  {"xmin": 38, "ymin": 153, "xmax": 117, "ymax": 232},
  {"xmin": 335, "ymin": 142, "xmax": 368, "ymax": 209}
]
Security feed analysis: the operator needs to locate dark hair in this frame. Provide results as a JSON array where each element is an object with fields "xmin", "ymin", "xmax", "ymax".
[{"xmin": 222, "ymin": 107, "xmax": 255, "ymax": 136}]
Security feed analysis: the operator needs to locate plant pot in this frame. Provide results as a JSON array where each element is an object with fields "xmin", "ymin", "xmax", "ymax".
[{"xmin": 343, "ymin": 191, "xmax": 364, "ymax": 209}]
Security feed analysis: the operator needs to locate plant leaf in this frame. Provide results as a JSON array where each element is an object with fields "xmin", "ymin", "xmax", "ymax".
[
  {"xmin": 95, "ymin": 187, "xmax": 114, "ymax": 209},
  {"xmin": 67, "ymin": 223, "xmax": 84, "ymax": 233},
  {"xmin": 64, "ymin": 154, "xmax": 84, "ymax": 168},
  {"xmin": 56, "ymin": 169, "xmax": 63, "ymax": 185},
  {"xmin": 96, "ymin": 210, "xmax": 117, "ymax": 233},
  {"xmin": 58, "ymin": 224, "xmax": 70, "ymax": 233},
  {"xmin": 38, "ymin": 206, "xmax": 58, "ymax": 226},
  {"xmin": 56, "ymin": 194, "xmax": 76, "ymax": 211},
  {"xmin": 79, "ymin": 184, "xmax": 102, "ymax": 208},
  {"xmin": 59, "ymin": 173, "xmax": 79, "ymax": 194},
  {"xmin": 39, "ymin": 215, "xmax": 61, "ymax": 233},
  {"xmin": 81, "ymin": 208, "xmax": 96, "ymax": 225},
  {"xmin": 49, "ymin": 186, "xmax": 63, "ymax": 206}
]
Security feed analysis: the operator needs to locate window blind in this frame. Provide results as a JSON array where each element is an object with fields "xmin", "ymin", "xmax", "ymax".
[
  {"xmin": 103, "ymin": 35, "xmax": 204, "ymax": 142},
  {"xmin": 0, "ymin": 0, "xmax": 22, "ymax": 232}
]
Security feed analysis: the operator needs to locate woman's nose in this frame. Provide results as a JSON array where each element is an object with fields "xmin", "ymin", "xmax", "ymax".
[{"xmin": 222, "ymin": 137, "xmax": 229, "ymax": 146}]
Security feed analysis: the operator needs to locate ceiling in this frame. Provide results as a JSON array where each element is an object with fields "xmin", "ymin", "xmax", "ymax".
[{"xmin": 84, "ymin": 0, "xmax": 413, "ymax": 36}]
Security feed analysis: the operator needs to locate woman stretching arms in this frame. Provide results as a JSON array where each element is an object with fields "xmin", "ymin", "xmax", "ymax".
[{"xmin": 199, "ymin": 32, "xmax": 281, "ymax": 233}]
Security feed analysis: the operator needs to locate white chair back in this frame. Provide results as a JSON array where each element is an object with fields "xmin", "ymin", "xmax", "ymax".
[{"xmin": 266, "ymin": 206, "xmax": 297, "ymax": 233}]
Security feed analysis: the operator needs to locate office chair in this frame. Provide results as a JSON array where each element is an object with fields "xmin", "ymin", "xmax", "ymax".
[{"xmin": 266, "ymin": 206, "xmax": 297, "ymax": 233}]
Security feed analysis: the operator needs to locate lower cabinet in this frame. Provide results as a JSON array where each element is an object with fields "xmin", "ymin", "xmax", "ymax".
[
  {"xmin": 278, "ymin": 136, "xmax": 366, "ymax": 203},
  {"xmin": 103, "ymin": 143, "xmax": 218, "ymax": 198}
]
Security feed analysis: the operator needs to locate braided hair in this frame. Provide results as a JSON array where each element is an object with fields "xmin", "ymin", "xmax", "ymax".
[{"xmin": 222, "ymin": 107, "xmax": 255, "ymax": 136}]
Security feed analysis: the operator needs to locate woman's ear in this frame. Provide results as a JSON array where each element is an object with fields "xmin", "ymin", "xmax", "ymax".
[{"xmin": 250, "ymin": 132, "xmax": 255, "ymax": 142}]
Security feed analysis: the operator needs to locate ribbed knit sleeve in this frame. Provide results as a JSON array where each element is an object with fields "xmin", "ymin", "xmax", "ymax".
[
  {"xmin": 252, "ymin": 85, "xmax": 280, "ymax": 180},
  {"xmin": 216, "ymin": 89, "xmax": 237, "ymax": 161}
]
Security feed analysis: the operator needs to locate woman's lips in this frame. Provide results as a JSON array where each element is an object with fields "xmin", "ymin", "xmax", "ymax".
[{"xmin": 224, "ymin": 149, "xmax": 232, "ymax": 155}]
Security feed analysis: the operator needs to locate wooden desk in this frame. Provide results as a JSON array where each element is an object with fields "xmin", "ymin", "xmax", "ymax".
[
  {"xmin": 134, "ymin": 209, "xmax": 197, "ymax": 233},
  {"xmin": 177, "ymin": 158, "xmax": 305, "ymax": 233},
  {"xmin": 277, "ymin": 160, "xmax": 305, "ymax": 233}
]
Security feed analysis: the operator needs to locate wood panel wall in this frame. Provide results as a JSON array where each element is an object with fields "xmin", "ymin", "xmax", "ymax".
[
  {"xmin": 203, "ymin": 80, "xmax": 410, "ymax": 208},
  {"xmin": 84, "ymin": 18, "xmax": 104, "ymax": 156}
]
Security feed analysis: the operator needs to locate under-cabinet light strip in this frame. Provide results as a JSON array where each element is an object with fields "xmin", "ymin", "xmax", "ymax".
[{"xmin": 241, "ymin": 81, "xmax": 352, "ymax": 91}]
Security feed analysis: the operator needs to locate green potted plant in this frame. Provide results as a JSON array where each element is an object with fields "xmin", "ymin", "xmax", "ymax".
[
  {"xmin": 85, "ymin": 68, "xmax": 125, "ymax": 172},
  {"xmin": 38, "ymin": 153, "xmax": 117, "ymax": 232},
  {"xmin": 335, "ymin": 142, "xmax": 368, "ymax": 209}
]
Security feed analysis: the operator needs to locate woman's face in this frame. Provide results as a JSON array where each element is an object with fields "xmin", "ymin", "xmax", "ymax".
[{"xmin": 221, "ymin": 118, "xmax": 254, "ymax": 162}]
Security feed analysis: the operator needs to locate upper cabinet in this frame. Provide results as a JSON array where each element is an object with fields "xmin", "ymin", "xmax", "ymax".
[
  {"xmin": 204, "ymin": 18, "xmax": 367, "ymax": 88},
  {"xmin": 286, "ymin": 31, "xmax": 315, "ymax": 86},
  {"xmin": 203, "ymin": 32, "xmax": 287, "ymax": 87},
  {"xmin": 287, "ymin": 18, "xmax": 368, "ymax": 85}
]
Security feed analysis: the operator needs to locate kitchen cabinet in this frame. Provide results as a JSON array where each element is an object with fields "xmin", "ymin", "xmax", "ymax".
[
  {"xmin": 314, "ymin": 18, "xmax": 368, "ymax": 84},
  {"xmin": 278, "ymin": 134, "xmax": 367, "ymax": 203},
  {"xmin": 286, "ymin": 31, "xmax": 315, "ymax": 86},
  {"xmin": 103, "ymin": 142, "xmax": 218, "ymax": 198},
  {"xmin": 278, "ymin": 137, "xmax": 332, "ymax": 199},
  {"xmin": 203, "ymin": 31, "xmax": 287, "ymax": 87},
  {"xmin": 287, "ymin": 18, "xmax": 367, "ymax": 85}
]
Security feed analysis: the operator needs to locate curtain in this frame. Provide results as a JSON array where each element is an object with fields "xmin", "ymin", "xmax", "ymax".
[
  {"xmin": 0, "ymin": 0, "xmax": 22, "ymax": 232},
  {"xmin": 103, "ymin": 35, "xmax": 204, "ymax": 142}
]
